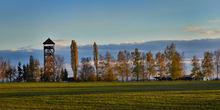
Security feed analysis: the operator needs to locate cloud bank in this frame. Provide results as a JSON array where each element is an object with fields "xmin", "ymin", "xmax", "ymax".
[{"xmin": 185, "ymin": 26, "xmax": 220, "ymax": 36}]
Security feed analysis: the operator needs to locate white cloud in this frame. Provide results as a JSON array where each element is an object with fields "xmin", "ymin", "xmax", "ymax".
[
  {"xmin": 184, "ymin": 26, "xmax": 220, "ymax": 36},
  {"xmin": 185, "ymin": 26, "xmax": 205, "ymax": 32},
  {"xmin": 54, "ymin": 39, "xmax": 70, "ymax": 48},
  {"xmin": 9, "ymin": 48, "xmax": 20, "ymax": 52},
  {"xmin": 8, "ymin": 45, "xmax": 35, "ymax": 52}
]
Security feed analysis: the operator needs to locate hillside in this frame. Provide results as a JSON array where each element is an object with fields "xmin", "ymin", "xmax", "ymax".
[{"xmin": 1, "ymin": 38, "xmax": 220, "ymax": 65}]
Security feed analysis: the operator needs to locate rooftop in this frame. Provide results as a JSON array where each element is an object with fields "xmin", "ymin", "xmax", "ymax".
[{"xmin": 43, "ymin": 38, "xmax": 55, "ymax": 45}]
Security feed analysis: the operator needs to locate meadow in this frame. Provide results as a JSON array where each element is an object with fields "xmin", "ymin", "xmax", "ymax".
[{"xmin": 0, "ymin": 81, "xmax": 219, "ymax": 110}]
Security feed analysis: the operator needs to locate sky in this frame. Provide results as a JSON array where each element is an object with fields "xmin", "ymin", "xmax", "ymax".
[{"xmin": 0, "ymin": 0, "xmax": 220, "ymax": 50}]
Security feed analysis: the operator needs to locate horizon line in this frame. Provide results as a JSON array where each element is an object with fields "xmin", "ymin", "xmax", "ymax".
[{"xmin": 1, "ymin": 37, "xmax": 220, "ymax": 52}]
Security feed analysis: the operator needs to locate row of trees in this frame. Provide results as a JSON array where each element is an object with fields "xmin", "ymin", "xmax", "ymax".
[
  {"xmin": 0, "ymin": 55, "xmax": 68, "ymax": 82},
  {"xmin": 191, "ymin": 50, "xmax": 220, "ymax": 80},
  {"xmin": 70, "ymin": 41, "xmax": 219, "ymax": 82}
]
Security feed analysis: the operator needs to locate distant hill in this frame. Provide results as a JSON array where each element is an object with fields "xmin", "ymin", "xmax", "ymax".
[{"xmin": 1, "ymin": 38, "xmax": 220, "ymax": 65}]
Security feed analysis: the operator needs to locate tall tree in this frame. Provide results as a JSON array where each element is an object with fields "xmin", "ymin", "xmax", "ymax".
[
  {"xmin": 214, "ymin": 50, "xmax": 220, "ymax": 80},
  {"xmin": 164, "ymin": 43, "xmax": 184, "ymax": 80},
  {"xmin": 133, "ymin": 48, "xmax": 141, "ymax": 81},
  {"xmin": 146, "ymin": 51, "xmax": 156, "ymax": 80},
  {"xmin": 164, "ymin": 43, "xmax": 176, "ymax": 76},
  {"xmin": 70, "ymin": 40, "xmax": 78, "ymax": 81},
  {"xmin": 170, "ymin": 52, "xmax": 184, "ymax": 80},
  {"xmin": 202, "ymin": 51, "xmax": 214, "ymax": 80},
  {"xmin": 93, "ymin": 42, "xmax": 99, "ymax": 81},
  {"xmin": 191, "ymin": 56, "xmax": 203, "ymax": 80},
  {"xmin": 155, "ymin": 52, "xmax": 167, "ymax": 79}
]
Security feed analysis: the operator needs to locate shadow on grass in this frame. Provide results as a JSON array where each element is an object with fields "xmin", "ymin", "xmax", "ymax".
[{"xmin": 0, "ymin": 82, "xmax": 220, "ymax": 98}]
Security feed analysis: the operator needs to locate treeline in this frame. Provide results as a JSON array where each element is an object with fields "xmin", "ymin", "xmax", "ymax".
[
  {"xmin": 0, "ymin": 55, "xmax": 68, "ymax": 82},
  {"xmin": 70, "ymin": 41, "xmax": 219, "ymax": 82},
  {"xmin": 0, "ymin": 41, "xmax": 219, "ymax": 82}
]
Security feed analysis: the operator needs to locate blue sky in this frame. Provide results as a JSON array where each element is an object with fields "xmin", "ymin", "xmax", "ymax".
[{"xmin": 0, "ymin": 0, "xmax": 220, "ymax": 50}]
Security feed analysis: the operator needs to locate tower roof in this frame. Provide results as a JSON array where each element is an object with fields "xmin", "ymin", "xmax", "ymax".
[{"xmin": 43, "ymin": 38, "xmax": 55, "ymax": 45}]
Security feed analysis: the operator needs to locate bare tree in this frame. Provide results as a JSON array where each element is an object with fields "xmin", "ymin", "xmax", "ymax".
[
  {"xmin": 79, "ymin": 57, "xmax": 96, "ymax": 81},
  {"xmin": 6, "ymin": 66, "xmax": 16, "ymax": 82},
  {"xmin": 0, "ymin": 58, "xmax": 10, "ymax": 82},
  {"xmin": 55, "ymin": 55, "xmax": 65, "ymax": 82}
]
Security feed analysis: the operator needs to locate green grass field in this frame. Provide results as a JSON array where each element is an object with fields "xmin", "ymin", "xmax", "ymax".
[{"xmin": 0, "ymin": 81, "xmax": 219, "ymax": 110}]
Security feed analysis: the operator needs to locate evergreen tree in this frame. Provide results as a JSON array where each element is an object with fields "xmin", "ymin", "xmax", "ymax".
[
  {"xmin": 22, "ymin": 64, "xmax": 28, "ymax": 82},
  {"xmin": 27, "ymin": 55, "xmax": 34, "ymax": 82},
  {"xmin": 191, "ymin": 56, "xmax": 203, "ymax": 80},
  {"xmin": 202, "ymin": 51, "xmax": 214, "ymax": 80},
  {"xmin": 61, "ymin": 68, "xmax": 68, "ymax": 81},
  {"xmin": 17, "ymin": 62, "xmax": 23, "ymax": 82},
  {"xmin": 93, "ymin": 42, "xmax": 99, "ymax": 81},
  {"xmin": 70, "ymin": 40, "xmax": 78, "ymax": 81},
  {"xmin": 25, "ymin": 56, "xmax": 41, "ymax": 82}
]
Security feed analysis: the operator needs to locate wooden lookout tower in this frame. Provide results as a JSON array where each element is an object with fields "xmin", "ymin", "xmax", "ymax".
[{"xmin": 43, "ymin": 38, "xmax": 55, "ymax": 81}]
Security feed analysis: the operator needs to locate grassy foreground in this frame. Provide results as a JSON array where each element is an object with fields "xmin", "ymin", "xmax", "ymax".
[{"xmin": 0, "ymin": 81, "xmax": 219, "ymax": 110}]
